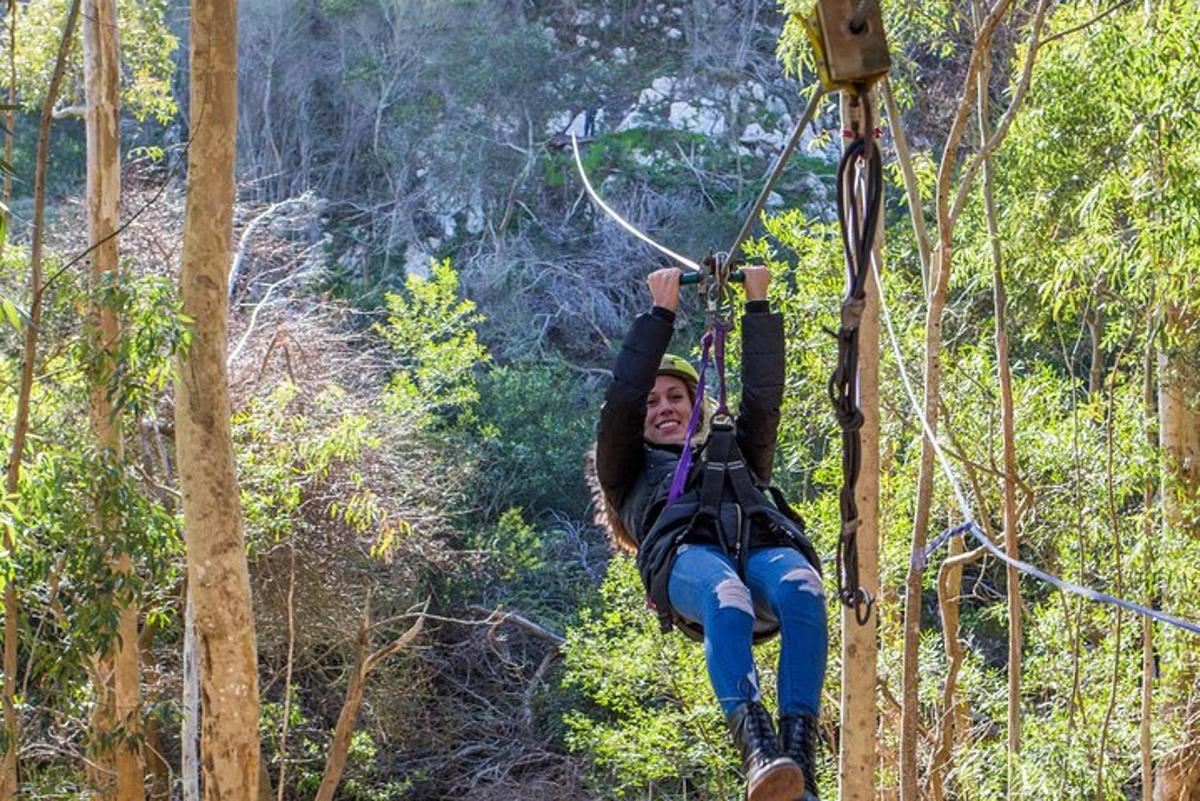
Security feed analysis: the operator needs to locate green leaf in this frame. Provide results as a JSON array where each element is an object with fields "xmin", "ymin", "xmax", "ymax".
[{"xmin": 0, "ymin": 294, "xmax": 29, "ymax": 330}]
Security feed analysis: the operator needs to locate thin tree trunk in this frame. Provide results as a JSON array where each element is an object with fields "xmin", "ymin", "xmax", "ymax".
[
  {"xmin": 898, "ymin": 3, "xmax": 1022, "ymax": 796},
  {"xmin": 83, "ymin": 0, "xmax": 146, "ymax": 796},
  {"xmin": 838, "ymin": 89, "xmax": 880, "ymax": 801},
  {"xmin": 314, "ymin": 605, "xmax": 424, "ymax": 801},
  {"xmin": 275, "ymin": 540, "xmax": 296, "ymax": 801},
  {"xmin": 182, "ymin": 582, "xmax": 200, "ymax": 801},
  {"xmin": 929, "ymin": 544, "xmax": 978, "ymax": 801},
  {"xmin": 0, "ymin": 0, "xmax": 16, "ymax": 262},
  {"xmin": 1153, "ymin": 298, "xmax": 1200, "ymax": 799},
  {"xmin": 1087, "ymin": 306, "xmax": 1105, "ymax": 397},
  {"xmin": 899, "ymin": 240, "xmax": 949, "ymax": 801},
  {"xmin": 140, "ymin": 623, "xmax": 171, "ymax": 800},
  {"xmin": 176, "ymin": 0, "xmax": 261, "ymax": 797},
  {"xmin": 1095, "ymin": 374, "xmax": 1126, "ymax": 801},
  {"xmin": 880, "ymin": 78, "xmax": 931, "ymax": 292},
  {"xmin": 0, "ymin": 5, "xmax": 80, "ymax": 797},
  {"xmin": 974, "ymin": 16, "xmax": 1023, "ymax": 793},
  {"xmin": 1140, "ymin": 324, "xmax": 1156, "ymax": 801}
]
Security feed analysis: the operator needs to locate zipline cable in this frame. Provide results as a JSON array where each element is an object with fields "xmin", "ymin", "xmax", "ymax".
[
  {"xmin": 726, "ymin": 88, "xmax": 828, "ymax": 265},
  {"xmin": 571, "ymin": 134, "xmax": 702, "ymax": 273}
]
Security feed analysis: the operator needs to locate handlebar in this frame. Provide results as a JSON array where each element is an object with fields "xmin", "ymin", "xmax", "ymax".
[{"xmin": 679, "ymin": 270, "xmax": 745, "ymax": 286}]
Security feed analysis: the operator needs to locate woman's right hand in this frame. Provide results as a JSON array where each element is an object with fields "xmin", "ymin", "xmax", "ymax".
[{"xmin": 647, "ymin": 267, "xmax": 682, "ymax": 312}]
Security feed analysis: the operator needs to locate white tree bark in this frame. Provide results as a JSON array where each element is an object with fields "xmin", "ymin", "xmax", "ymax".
[
  {"xmin": 176, "ymin": 0, "xmax": 261, "ymax": 797},
  {"xmin": 182, "ymin": 584, "xmax": 201, "ymax": 801}
]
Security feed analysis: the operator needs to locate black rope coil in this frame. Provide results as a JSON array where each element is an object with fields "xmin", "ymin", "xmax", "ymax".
[{"xmin": 828, "ymin": 96, "xmax": 882, "ymax": 626}]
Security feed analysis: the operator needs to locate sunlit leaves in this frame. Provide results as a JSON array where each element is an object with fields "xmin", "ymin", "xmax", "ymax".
[
  {"xmin": 3, "ymin": 0, "xmax": 178, "ymax": 122},
  {"xmin": 376, "ymin": 259, "xmax": 490, "ymax": 427}
]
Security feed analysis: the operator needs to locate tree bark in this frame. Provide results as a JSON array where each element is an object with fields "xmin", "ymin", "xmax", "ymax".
[
  {"xmin": 0, "ymin": 4, "xmax": 80, "ymax": 797},
  {"xmin": 0, "ymin": 0, "xmax": 16, "ymax": 262},
  {"xmin": 1153, "ymin": 298, "xmax": 1200, "ymax": 800},
  {"xmin": 974, "ymin": 16, "xmax": 1023, "ymax": 793},
  {"xmin": 182, "ymin": 582, "xmax": 200, "ymax": 801},
  {"xmin": 1141, "ymin": 326, "xmax": 1156, "ymax": 801},
  {"xmin": 837, "ymin": 90, "xmax": 880, "ymax": 801},
  {"xmin": 175, "ymin": 0, "xmax": 261, "ymax": 798},
  {"xmin": 898, "ymin": 3, "xmax": 1022, "ymax": 796},
  {"xmin": 83, "ymin": 0, "xmax": 146, "ymax": 796},
  {"xmin": 140, "ymin": 623, "xmax": 171, "ymax": 800}
]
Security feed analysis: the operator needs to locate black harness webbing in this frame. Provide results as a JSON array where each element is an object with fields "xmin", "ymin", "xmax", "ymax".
[{"xmin": 690, "ymin": 420, "xmax": 780, "ymax": 579}]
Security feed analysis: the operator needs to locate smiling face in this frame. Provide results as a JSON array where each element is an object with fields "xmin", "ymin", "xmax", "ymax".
[{"xmin": 643, "ymin": 374, "xmax": 694, "ymax": 446}]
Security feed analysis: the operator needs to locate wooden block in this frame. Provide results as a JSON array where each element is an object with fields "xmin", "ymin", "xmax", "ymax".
[{"xmin": 816, "ymin": 0, "xmax": 891, "ymax": 86}]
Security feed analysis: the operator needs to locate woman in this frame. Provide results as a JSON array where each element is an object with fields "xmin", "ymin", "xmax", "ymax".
[{"xmin": 590, "ymin": 265, "xmax": 828, "ymax": 801}]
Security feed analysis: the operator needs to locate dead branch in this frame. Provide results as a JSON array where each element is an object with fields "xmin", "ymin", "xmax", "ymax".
[{"xmin": 314, "ymin": 598, "xmax": 428, "ymax": 801}]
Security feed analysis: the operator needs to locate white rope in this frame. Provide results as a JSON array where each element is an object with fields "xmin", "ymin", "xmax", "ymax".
[{"xmin": 872, "ymin": 261, "xmax": 1200, "ymax": 636}]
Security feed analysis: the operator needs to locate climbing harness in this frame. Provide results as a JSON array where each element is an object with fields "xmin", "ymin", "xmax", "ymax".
[
  {"xmin": 667, "ymin": 253, "xmax": 736, "ymax": 505},
  {"xmin": 666, "ymin": 252, "xmax": 816, "ymax": 582}
]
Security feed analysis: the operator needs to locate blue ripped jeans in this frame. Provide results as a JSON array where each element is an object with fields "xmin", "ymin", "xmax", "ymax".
[{"xmin": 668, "ymin": 543, "xmax": 828, "ymax": 718}]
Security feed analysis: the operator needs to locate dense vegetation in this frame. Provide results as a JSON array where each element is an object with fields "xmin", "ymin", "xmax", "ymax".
[{"xmin": 0, "ymin": 0, "xmax": 1196, "ymax": 799}]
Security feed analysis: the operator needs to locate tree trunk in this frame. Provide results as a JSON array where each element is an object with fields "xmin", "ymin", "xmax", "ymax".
[
  {"xmin": 182, "ymin": 582, "xmax": 201, "ymax": 801},
  {"xmin": 837, "ymin": 90, "xmax": 880, "ymax": 801},
  {"xmin": 0, "ymin": 4, "xmax": 80, "ymax": 796},
  {"xmin": 1153, "ymin": 299, "xmax": 1200, "ymax": 800},
  {"xmin": 1141, "ymin": 327, "xmax": 1156, "ymax": 801},
  {"xmin": 975, "ymin": 21, "xmax": 1023, "ymax": 793},
  {"xmin": 899, "ymin": 239, "xmax": 951, "ymax": 801},
  {"xmin": 83, "ymin": 0, "xmax": 146, "ymax": 796},
  {"xmin": 139, "ymin": 623, "xmax": 171, "ymax": 800},
  {"xmin": 0, "ymin": 0, "xmax": 16, "ymax": 262},
  {"xmin": 175, "ymin": 0, "xmax": 261, "ymax": 798}
]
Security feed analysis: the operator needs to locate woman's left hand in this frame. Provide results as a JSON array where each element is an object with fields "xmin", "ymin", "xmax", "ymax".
[{"xmin": 741, "ymin": 264, "xmax": 770, "ymax": 301}]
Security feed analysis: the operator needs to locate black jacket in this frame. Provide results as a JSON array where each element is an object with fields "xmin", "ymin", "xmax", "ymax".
[{"xmin": 594, "ymin": 305, "xmax": 820, "ymax": 639}]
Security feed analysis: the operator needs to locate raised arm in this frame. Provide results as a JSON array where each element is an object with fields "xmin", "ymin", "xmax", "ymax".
[
  {"xmin": 735, "ymin": 265, "xmax": 786, "ymax": 483},
  {"xmin": 595, "ymin": 268, "xmax": 681, "ymax": 503}
]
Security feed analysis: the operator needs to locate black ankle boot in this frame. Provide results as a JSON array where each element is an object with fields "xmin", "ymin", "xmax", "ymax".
[
  {"xmin": 727, "ymin": 701, "xmax": 805, "ymax": 801},
  {"xmin": 778, "ymin": 714, "xmax": 821, "ymax": 800}
]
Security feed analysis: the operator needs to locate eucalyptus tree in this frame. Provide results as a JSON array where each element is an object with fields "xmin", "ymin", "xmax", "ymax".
[
  {"xmin": 176, "ymin": 0, "xmax": 261, "ymax": 796},
  {"xmin": 80, "ymin": 0, "xmax": 150, "ymax": 795},
  {"xmin": 8, "ymin": 0, "xmax": 175, "ymax": 123}
]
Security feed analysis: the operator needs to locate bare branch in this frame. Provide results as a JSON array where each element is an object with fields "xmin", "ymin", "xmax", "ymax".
[{"xmin": 950, "ymin": 0, "xmax": 1054, "ymax": 226}]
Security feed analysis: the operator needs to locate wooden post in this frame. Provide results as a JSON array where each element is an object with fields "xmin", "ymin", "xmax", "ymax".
[{"xmin": 838, "ymin": 89, "xmax": 881, "ymax": 801}]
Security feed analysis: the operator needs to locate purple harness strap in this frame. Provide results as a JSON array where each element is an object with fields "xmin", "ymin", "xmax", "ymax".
[{"xmin": 667, "ymin": 321, "xmax": 730, "ymax": 504}]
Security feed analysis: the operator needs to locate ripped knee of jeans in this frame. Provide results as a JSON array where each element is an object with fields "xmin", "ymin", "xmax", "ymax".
[
  {"xmin": 782, "ymin": 565, "xmax": 826, "ymax": 598},
  {"xmin": 714, "ymin": 577, "xmax": 755, "ymax": 617}
]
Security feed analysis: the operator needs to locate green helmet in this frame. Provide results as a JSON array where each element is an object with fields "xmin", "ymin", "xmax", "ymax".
[{"xmin": 657, "ymin": 353, "xmax": 699, "ymax": 387}]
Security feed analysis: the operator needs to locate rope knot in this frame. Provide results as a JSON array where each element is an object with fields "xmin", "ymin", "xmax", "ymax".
[{"xmin": 840, "ymin": 296, "xmax": 866, "ymax": 330}]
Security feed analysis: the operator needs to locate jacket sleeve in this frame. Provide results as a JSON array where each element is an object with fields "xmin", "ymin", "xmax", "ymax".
[
  {"xmin": 736, "ymin": 306, "xmax": 785, "ymax": 483},
  {"xmin": 595, "ymin": 311, "xmax": 675, "ymax": 505}
]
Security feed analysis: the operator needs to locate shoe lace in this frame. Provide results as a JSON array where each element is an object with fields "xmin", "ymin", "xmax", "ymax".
[
  {"xmin": 746, "ymin": 703, "xmax": 774, "ymax": 742},
  {"xmin": 792, "ymin": 717, "xmax": 819, "ymax": 787}
]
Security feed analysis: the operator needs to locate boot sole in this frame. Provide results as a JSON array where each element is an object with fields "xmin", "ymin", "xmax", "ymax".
[{"xmin": 746, "ymin": 757, "xmax": 806, "ymax": 801}]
